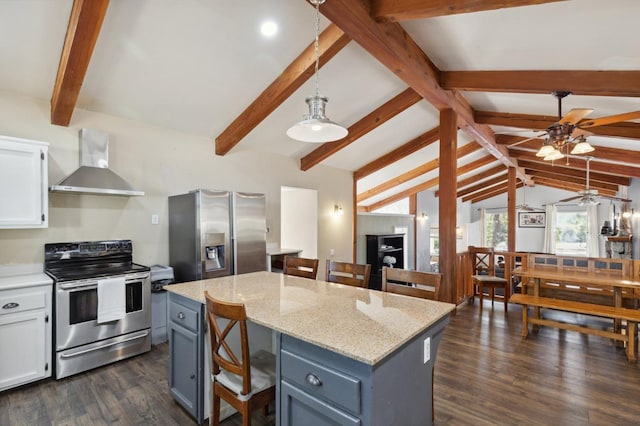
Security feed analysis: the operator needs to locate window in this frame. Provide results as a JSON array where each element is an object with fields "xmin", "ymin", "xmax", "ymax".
[
  {"xmin": 484, "ymin": 210, "xmax": 508, "ymax": 251},
  {"xmin": 554, "ymin": 209, "xmax": 588, "ymax": 256}
]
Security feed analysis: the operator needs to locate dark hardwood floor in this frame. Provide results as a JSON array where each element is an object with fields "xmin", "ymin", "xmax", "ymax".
[{"xmin": 2, "ymin": 301, "xmax": 640, "ymax": 425}]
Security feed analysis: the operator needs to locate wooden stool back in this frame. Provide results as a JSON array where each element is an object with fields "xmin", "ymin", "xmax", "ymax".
[
  {"xmin": 325, "ymin": 260, "xmax": 371, "ymax": 288},
  {"xmin": 283, "ymin": 256, "xmax": 319, "ymax": 279}
]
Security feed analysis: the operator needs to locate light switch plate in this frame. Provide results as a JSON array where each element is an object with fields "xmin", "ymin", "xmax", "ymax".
[{"xmin": 151, "ymin": 214, "xmax": 159, "ymax": 225}]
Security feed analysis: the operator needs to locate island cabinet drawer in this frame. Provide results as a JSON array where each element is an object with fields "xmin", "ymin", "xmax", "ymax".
[
  {"xmin": 281, "ymin": 349, "xmax": 361, "ymax": 414},
  {"xmin": 0, "ymin": 289, "xmax": 46, "ymax": 316},
  {"xmin": 169, "ymin": 300, "xmax": 199, "ymax": 332}
]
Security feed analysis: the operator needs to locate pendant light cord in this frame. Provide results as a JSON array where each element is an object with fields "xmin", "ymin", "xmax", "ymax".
[{"xmin": 313, "ymin": 0, "xmax": 321, "ymax": 98}]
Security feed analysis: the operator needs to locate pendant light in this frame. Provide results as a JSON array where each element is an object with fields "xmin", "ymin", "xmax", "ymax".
[{"xmin": 286, "ymin": 0, "xmax": 348, "ymax": 143}]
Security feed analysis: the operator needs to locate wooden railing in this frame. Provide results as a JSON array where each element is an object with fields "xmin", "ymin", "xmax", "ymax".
[{"xmin": 453, "ymin": 249, "xmax": 529, "ymax": 305}]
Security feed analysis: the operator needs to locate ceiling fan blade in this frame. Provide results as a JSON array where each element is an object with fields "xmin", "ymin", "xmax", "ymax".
[
  {"xmin": 598, "ymin": 194, "xmax": 633, "ymax": 203},
  {"xmin": 559, "ymin": 108, "xmax": 594, "ymax": 125},
  {"xmin": 571, "ymin": 128, "xmax": 594, "ymax": 138},
  {"xmin": 577, "ymin": 111, "xmax": 640, "ymax": 128},
  {"xmin": 507, "ymin": 133, "xmax": 548, "ymax": 147},
  {"xmin": 558, "ymin": 196, "xmax": 582, "ymax": 203}
]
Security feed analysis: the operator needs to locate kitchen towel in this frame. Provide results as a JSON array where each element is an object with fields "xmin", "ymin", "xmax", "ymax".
[{"xmin": 97, "ymin": 277, "xmax": 126, "ymax": 323}]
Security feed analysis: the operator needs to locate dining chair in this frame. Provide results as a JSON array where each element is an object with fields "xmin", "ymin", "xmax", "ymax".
[
  {"xmin": 469, "ymin": 246, "xmax": 509, "ymax": 311},
  {"xmin": 380, "ymin": 266, "xmax": 443, "ymax": 422},
  {"xmin": 282, "ymin": 255, "xmax": 319, "ymax": 279},
  {"xmin": 381, "ymin": 267, "xmax": 442, "ymax": 300},
  {"xmin": 204, "ymin": 291, "xmax": 276, "ymax": 426},
  {"xmin": 325, "ymin": 260, "xmax": 371, "ymax": 288}
]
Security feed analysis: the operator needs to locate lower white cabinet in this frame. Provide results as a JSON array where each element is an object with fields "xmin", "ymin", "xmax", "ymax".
[{"xmin": 0, "ymin": 269, "xmax": 52, "ymax": 392}]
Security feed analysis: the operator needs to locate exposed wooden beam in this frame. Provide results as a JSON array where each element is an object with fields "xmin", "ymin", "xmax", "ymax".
[
  {"xmin": 462, "ymin": 180, "xmax": 509, "ymax": 203},
  {"xmin": 476, "ymin": 111, "xmax": 640, "ymax": 140},
  {"xmin": 439, "ymin": 109, "xmax": 457, "ymax": 303},
  {"xmin": 363, "ymin": 154, "xmax": 497, "ymax": 210},
  {"xmin": 215, "ymin": 24, "xmax": 350, "ymax": 156},
  {"xmin": 371, "ymin": 0, "xmax": 567, "ymax": 22},
  {"xmin": 357, "ymin": 141, "xmax": 480, "ymax": 203},
  {"xmin": 51, "ymin": 0, "xmax": 109, "ymax": 126},
  {"xmin": 516, "ymin": 159, "xmax": 631, "ymax": 186},
  {"xmin": 508, "ymin": 167, "xmax": 516, "ymax": 252},
  {"xmin": 354, "ymin": 127, "xmax": 439, "ymax": 180},
  {"xmin": 533, "ymin": 177, "xmax": 617, "ymax": 198},
  {"xmin": 525, "ymin": 169, "xmax": 619, "ymax": 193},
  {"xmin": 450, "ymin": 165, "xmax": 507, "ymax": 196},
  {"xmin": 300, "ymin": 88, "xmax": 422, "ymax": 171},
  {"xmin": 462, "ymin": 180, "xmax": 524, "ymax": 203},
  {"xmin": 508, "ymin": 150, "xmax": 640, "ymax": 179},
  {"xmin": 469, "ymin": 182, "xmax": 524, "ymax": 204},
  {"xmin": 442, "ymin": 71, "xmax": 640, "ymax": 97},
  {"xmin": 316, "ymin": 0, "xmax": 525, "ymax": 180},
  {"xmin": 499, "ymin": 135, "xmax": 640, "ymax": 165},
  {"xmin": 457, "ymin": 172, "xmax": 508, "ymax": 198}
]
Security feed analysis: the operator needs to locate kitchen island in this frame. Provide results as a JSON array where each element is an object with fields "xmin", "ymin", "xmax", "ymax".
[{"xmin": 166, "ymin": 271, "xmax": 455, "ymax": 425}]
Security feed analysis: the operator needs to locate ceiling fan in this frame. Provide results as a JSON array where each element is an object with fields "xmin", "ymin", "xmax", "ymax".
[
  {"xmin": 508, "ymin": 91, "xmax": 640, "ymax": 160},
  {"xmin": 557, "ymin": 156, "xmax": 632, "ymax": 206},
  {"xmin": 517, "ymin": 185, "xmax": 543, "ymax": 211}
]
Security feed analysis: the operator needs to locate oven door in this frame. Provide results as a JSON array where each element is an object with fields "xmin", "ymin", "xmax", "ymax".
[{"xmin": 56, "ymin": 272, "xmax": 151, "ymax": 351}]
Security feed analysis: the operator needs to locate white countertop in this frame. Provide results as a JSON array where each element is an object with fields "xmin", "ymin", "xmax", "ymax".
[
  {"xmin": 165, "ymin": 271, "xmax": 455, "ymax": 365},
  {"xmin": 266, "ymin": 247, "xmax": 303, "ymax": 256},
  {"xmin": 0, "ymin": 264, "xmax": 53, "ymax": 291}
]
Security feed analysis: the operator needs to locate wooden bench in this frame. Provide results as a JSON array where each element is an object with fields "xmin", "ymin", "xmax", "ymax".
[{"xmin": 510, "ymin": 293, "xmax": 640, "ymax": 362}]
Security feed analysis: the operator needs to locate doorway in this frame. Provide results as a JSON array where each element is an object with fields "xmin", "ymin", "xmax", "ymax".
[{"xmin": 280, "ymin": 186, "xmax": 318, "ymax": 258}]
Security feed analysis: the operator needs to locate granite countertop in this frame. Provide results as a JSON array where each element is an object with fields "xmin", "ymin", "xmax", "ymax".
[{"xmin": 165, "ymin": 271, "xmax": 455, "ymax": 365}]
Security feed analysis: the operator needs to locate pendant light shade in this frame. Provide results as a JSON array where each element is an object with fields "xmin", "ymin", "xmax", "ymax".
[
  {"xmin": 536, "ymin": 143, "xmax": 556, "ymax": 158},
  {"xmin": 286, "ymin": 0, "xmax": 347, "ymax": 143},
  {"xmin": 286, "ymin": 96, "xmax": 348, "ymax": 143},
  {"xmin": 543, "ymin": 147, "xmax": 564, "ymax": 161},
  {"xmin": 570, "ymin": 138, "xmax": 595, "ymax": 155}
]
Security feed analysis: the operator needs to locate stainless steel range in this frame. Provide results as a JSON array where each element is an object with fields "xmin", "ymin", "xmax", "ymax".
[{"xmin": 44, "ymin": 240, "xmax": 151, "ymax": 379}]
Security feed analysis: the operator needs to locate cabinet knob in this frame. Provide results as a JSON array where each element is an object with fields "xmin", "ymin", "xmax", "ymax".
[
  {"xmin": 190, "ymin": 374, "xmax": 195, "ymax": 380},
  {"xmin": 2, "ymin": 302, "xmax": 19, "ymax": 309},
  {"xmin": 305, "ymin": 373, "xmax": 322, "ymax": 387},
  {"xmin": 178, "ymin": 312, "xmax": 185, "ymax": 320}
]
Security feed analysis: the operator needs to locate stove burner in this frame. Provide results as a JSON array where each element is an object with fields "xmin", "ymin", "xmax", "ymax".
[{"xmin": 44, "ymin": 239, "xmax": 149, "ymax": 281}]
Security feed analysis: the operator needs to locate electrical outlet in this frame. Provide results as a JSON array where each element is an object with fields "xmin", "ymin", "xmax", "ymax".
[
  {"xmin": 423, "ymin": 337, "xmax": 431, "ymax": 364},
  {"xmin": 151, "ymin": 214, "xmax": 159, "ymax": 225},
  {"xmin": 329, "ymin": 248, "xmax": 335, "ymax": 257}
]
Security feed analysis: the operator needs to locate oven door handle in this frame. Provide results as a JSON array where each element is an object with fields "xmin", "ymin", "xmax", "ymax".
[
  {"xmin": 59, "ymin": 330, "xmax": 149, "ymax": 359},
  {"xmin": 59, "ymin": 282, "xmax": 98, "ymax": 291}
]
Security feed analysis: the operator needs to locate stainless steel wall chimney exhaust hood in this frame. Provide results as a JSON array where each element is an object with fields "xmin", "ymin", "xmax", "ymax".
[{"xmin": 50, "ymin": 129, "xmax": 144, "ymax": 196}]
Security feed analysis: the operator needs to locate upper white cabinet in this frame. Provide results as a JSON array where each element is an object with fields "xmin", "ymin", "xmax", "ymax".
[{"xmin": 0, "ymin": 135, "xmax": 48, "ymax": 228}]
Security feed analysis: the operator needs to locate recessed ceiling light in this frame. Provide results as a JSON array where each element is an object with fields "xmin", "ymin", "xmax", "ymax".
[{"xmin": 260, "ymin": 21, "xmax": 278, "ymax": 37}]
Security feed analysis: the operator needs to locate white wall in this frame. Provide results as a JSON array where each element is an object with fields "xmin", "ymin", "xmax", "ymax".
[
  {"xmin": 0, "ymin": 91, "xmax": 354, "ymax": 267},
  {"xmin": 281, "ymin": 186, "xmax": 318, "ymax": 258}
]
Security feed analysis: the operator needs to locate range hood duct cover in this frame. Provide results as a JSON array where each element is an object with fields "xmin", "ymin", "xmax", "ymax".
[{"xmin": 50, "ymin": 128, "xmax": 144, "ymax": 196}]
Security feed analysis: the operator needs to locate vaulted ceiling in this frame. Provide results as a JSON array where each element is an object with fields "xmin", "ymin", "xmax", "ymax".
[{"xmin": 2, "ymin": 0, "xmax": 639, "ymax": 209}]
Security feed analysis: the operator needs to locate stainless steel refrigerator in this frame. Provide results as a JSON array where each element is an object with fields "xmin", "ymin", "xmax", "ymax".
[{"xmin": 168, "ymin": 189, "xmax": 267, "ymax": 282}]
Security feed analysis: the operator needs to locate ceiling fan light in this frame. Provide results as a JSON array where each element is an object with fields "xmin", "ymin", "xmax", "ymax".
[
  {"xmin": 570, "ymin": 140, "xmax": 595, "ymax": 155},
  {"xmin": 544, "ymin": 148, "xmax": 564, "ymax": 161},
  {"xmin": 536, "ymin": 143, "xmax": 556, "ymax": 157}
]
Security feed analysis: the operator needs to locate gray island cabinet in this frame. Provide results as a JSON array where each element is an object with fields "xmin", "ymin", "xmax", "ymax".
[{"xmin": 166, "ymin": 271, "xmax": 454, "ymax": 425}]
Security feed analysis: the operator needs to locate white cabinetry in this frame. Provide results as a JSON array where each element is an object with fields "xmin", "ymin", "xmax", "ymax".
[
  {"xmin": 0, "ymin": 266, "xmax": 52, "ymax": 392},
  {"xmin": 0, "ymin": 135, "xmax": 49, "ymax": 228}
]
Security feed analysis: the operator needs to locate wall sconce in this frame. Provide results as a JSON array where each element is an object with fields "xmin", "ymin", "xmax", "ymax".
[
  {"xmin": 456, "ymin": 226, "xmax": 463, "ymax": 239},
  {"xmin": 418, "ymin": 212, "xmax": 428, "ymax": 221},
  {"xmin": 334, "ymin": 204, "xmax": 343, "ymax": 216}
]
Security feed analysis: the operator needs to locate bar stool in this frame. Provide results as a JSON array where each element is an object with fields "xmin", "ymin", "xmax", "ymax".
[{"xmin": 204, "ymin": 291, "xmax": 276, "ymax": 426}]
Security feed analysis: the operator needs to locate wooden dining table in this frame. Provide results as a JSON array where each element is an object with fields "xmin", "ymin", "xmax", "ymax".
[{"xmin": 512, "ymin": 264, "xmax": 640, "ymax": 362}]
